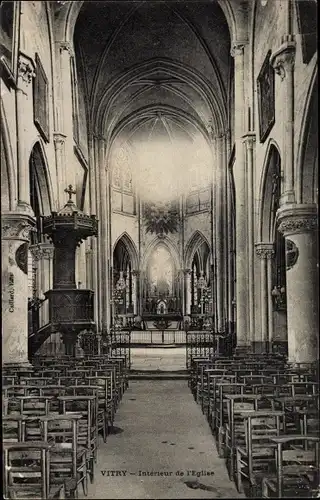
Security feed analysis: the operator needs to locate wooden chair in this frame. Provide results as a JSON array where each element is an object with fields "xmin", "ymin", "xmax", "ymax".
[
  {"xmin": 224, "ymin": 394, "xmax": 262, "ymax": 479},
  {"xmin": 3, "ymin": 375, "xmax": 17, "ymax": 385},
  {"xmin": 3, "ymin": 415, "xmax": 25, "ymax": 442},
  {"xmin": 20, "ymin": 376, "xmax": 55, "ymax": 386},
  {"xmin": 3, "ymin": 441, "xmax": 66, "ymax": 499},
  {"xmin": 235, "ymin": 411, "xmax": 284, "ymax": 495},
  {"xmin": 214, "ymin": 382, "xmax": 245, "ymax": 456},
  {"xmin": 40, "ymin": 414, "xmax": 88, "ymax": 498},
  {"xmin": 261, "ymin": 435, "xmax": 320, "ymax": 498},
  {"xmin": 86, "ymin": 375, "xmax": 115, "ymax": 430},
  {"xmin": 3, "ymin": 385, "xmax": 41, "ymax": 398},
  {"xmin": 58, "ymin": 395, "xmax": 97, "ymax": 484},
  {"xmin": 66, "ymin": 385, "xmax": 107, "ymax": 443}
]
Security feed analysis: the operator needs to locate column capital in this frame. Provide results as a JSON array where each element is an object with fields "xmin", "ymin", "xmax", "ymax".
[
  {"xmin": 242, "ymin": 132, "xmax": 256, "ymax": 149},
  {"xmin": 270, "ymin": 39, "xmax": 296, "ymax": 81},
  {"xmin": 1, "ymin": 213, "xmax": 36, "ymax": 241},
  {"xmin": 17, "ymin": 52, "xmax": 36, "ymax": 86},
  {"xmin": 183, "ymin": 268, "xmax": 192, "ymax": 275},
  {"xmin": 58, "ymin": 41, "xmax": 74, "ymax": 57},
  {"xmin": 29, "ymin": 242, "xmax": 54, "ymax": 261},
  {"xmin": 131, "ymin": 270, "xmax": 140, "ymax": 277},
  {"xmin": 230, "ymin": 40, "xmax": 247, "ymax": 58},
  {"xmin": 255, "ymin": 242, "xmax": 275, "ymax": 259},
  {"xmin": 277, "ymin": 203, "xmax": 318, "ymax": 236},
  {"xmin": 53, "ymin": 132, "xmax": 67, "ymax": 145}
]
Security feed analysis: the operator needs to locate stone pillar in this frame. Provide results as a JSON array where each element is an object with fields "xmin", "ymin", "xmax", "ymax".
[
  {"xmin": 214, "ymin": 134, "xmax": 225, "ymax": 333},
  {"xmin": 29, "ymin": 243, "xmax": 54, "ymax": 327},
  {"xmin": 132, "ymin": 271, "xmax": 140, "ymax": 315},
  {"xmin": 184, "ymin": 269, "xmax": 192, "ymax": 316},
  {"xmin": 255, "ymin": 243, "xmax": 275, "ymax": 353},
  {"xmin": 231, "ymin": 41, "xmax": 249, "ymax": 345},
  {"xmin": 227, "ymin": 168, "xmax": 234, "ymax": 329},
  {"xmin": 88, "ymin": 133, "xmax": 100, "ymax": 328},
  {"xmin": 2, "ymin": 213, "xmax": 35, "ymax": 367},
  {"xmin": 267, "ymin": 255, "xmax": 274, "ymax": 345},
  {"xmin": 95, "ymin": 136, "xmax": 110, "ymax": 331},
  {"xmin": 221, "ymin": 134, "xmax": 228, "ymax": 329},
  {"xmin": 55, "ymin": 41, "xmax": 75, "ymax": 184},
  {"xmin": 53, "ymin": 133, "xmax": 67, "ymax": 207},
  {"xmin": 244, "ymin": 133, "xmax": 256, "ymax": 342},
  {"xmin": 271, "ymin": 38, "xmax": 296, "ymax": 205},
  {"xmin": 16, "ymin": 53, "xmax": 36, "ymax": 214},
  {"xmin": 277, "ymin": 204, "xmax": 318, "ymax": 363}
]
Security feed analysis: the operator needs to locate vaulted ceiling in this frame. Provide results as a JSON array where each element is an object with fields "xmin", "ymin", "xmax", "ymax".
[
  {"xmin": 74, "ymin": 0, "xmax": 232, "ymax": 143},
  {"xmin": 73, "ymin": 1, "xmax": 232, "ymax": 201}
]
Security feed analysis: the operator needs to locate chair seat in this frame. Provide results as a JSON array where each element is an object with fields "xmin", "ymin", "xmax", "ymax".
[
  {"xmin": 7, "ymin": 484, "xmax": 64, "ymax": 499},
  {"xmin": 50, "ymin": 443, "xmax": 87, "ymax": 458},
  {"xmin": 263, "ymin": 476, "xmax": 314, "ymax": 497}
]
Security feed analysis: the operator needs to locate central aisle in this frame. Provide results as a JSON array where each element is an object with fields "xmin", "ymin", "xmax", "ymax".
[{"xmin": 81, "ymin": 380, "xmax": 244, "ymax": 499}]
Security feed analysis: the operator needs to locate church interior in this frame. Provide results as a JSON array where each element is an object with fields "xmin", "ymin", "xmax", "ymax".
[{"xmin": 1, "ymin": 0, "xmax": 319, "ymax": 498}]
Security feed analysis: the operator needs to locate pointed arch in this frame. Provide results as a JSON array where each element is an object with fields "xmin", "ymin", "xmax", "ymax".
[
  {"xmin": 1, "ymin": 100, "xmax": 16, "ymax": 211},
  {"xmin": 257, "ymin": 139, "xmax": 282, "ymax": 242},
  {"xmin": 113, "ymin": 232, "xmax": 139, "ymax": 270},
  {"xmin": 185, "ymin": 230, "xmax": 211, "ymax": 269},
  {"xmin": 28, "ymin": 141, "xmax": 53, "ymax": 215},
  {"xmin": 296, "ymin": 67, "xmax": 318, "ymax": 205},
  {"xmin": 141, "ymin": 236, "xmax": 181, "ymax": 273}
]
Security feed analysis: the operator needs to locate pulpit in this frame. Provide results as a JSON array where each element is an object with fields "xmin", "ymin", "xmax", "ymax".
[{"xmin": 42, "ymin": 186, "xmax": 98, "ymax": 355}]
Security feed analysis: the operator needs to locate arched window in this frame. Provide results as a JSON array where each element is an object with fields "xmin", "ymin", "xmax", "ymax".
[{"xmin": 111, "ymin": 146, "xmax": 135, "ymax": 215}]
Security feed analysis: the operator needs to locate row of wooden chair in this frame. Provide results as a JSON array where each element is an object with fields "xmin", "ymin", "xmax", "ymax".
[
  {"xmin": 188, "ymin": 350, "xmax": 319, "ymax": 498},
  {"xmin": 2, "ymin": 352, "xmax": 129, "ymax": 499}
]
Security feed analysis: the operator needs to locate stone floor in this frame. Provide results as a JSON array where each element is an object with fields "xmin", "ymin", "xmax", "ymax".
[
  {"xmin": 130, "ymin": 347, "xmax": 187, "ymax": 371},
  {"xmin": 80, "ymin": 380, "xmax": 244, "ymax": 499}
]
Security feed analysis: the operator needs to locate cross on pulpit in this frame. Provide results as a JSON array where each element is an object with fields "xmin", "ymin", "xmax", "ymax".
[{"xmin": 65, "ymin": 184, "xmax": 76, "ymax": 202}]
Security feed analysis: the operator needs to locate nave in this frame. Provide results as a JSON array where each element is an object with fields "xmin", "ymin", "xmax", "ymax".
[
  {"xmin": 3, "ymin": 345, "xmax": 319, "ymax": 499},
  {"xmin": 79, "ymin": 380, "xmax": 242, "ymax": 499}
]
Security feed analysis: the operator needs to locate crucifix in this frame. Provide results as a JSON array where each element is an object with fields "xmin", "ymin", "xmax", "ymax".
[{"xmin": 64, "ymin": 184, "xmax": 76, "ymax": 202}]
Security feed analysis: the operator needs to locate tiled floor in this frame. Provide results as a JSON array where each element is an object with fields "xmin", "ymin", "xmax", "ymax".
[
  {"xmin": 80, "ymin": 380, "xmax": 244, "ymax": 499},
  {"xmin": 130, "ymin": 347, "xmax": 187, "ymax": 371}
]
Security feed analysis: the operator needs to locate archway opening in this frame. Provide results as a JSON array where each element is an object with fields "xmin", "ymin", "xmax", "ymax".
[
  {"xmin": 28, "ymin": 142, "xmax": 53, "ymax": 355},
  {"xmin": 190, "ymin": 240, "xmax": 211, "ymax": 322},
  {"xmin": 144, "ymin": 244, "xmax": 180, "ymax": 316},
  {"xmin": 262, "ymin": 145, "xmax": 287, "ymax": 352},
  {"xmin": 112, "ymin": 236, "xmax": 137, "ymax": 327}
]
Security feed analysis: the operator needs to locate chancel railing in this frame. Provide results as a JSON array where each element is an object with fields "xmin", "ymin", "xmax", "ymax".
[
  {"xmin": 110, "ymin": 330, "xmax": 131, "ymax": 368},
  {"xmin": 130, "ymin": 330, "xmax": 186, "ymax": 345},
  {"xmin": 186, "ymin": 331, "xmax": 216, "ymax": 370}
]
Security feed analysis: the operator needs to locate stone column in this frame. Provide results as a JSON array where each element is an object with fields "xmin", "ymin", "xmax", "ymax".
[
  {"xmin": 95, "ymin": 136, "xmax": 110, "ymax": 331},
  {"xmin": 132, "ymin": 271, "xmax": 140, "ymax": 315},
  {"xmin": 53, "ymin": 133, "xmax": 67, "ymax": 207},
  {"xmin": 267, "ymin": 254, "xmax": 274, "ymax": 345},
  {"xmin": 88, "ymin": 134, "xmax": 99, "ymax": 327},
  {"xmin": 214, "ymin": 134, "xmax": 225, "ymax": 333},
  {"xmin": 244, "ymin": 133, "xmax": 256, "ymax": 342},
  {"xmin": 227, "ymin": 168, "xmax": 234, "ymax": 328},
  {"xmin": 93, "ymin": 137, "xmax": 102, "ymax": 331},
  {"xmin": 277, "ymin": 204, "xmax": 318, "ymax": 363},
  {"xmin": 29, "ymin": 243, "xmax": 54, "ymax": 327},
  {"xmin": 16, "ymin": 53, "xmax": 36, "ymax": 214},
  {"xmin": 271, "ymin": 38, "xmax": 296, "ymax": 205},
  {"xmin": 255, "ymin": 243, "xmax": 275, "ymax": 353},
  {"xmin": 184, "ymin": 269, "xmax": 192, "ymax": 316},
  {"xmin": 231, "ymin": 41, "xmax": 249, "ymax": 345},
  {"xmin": 55, "ymin": 41, "xmax": 75, "ymax": 184},
  {"xmin": 85, "ymin": 248, "xmax": 93, "ymax": 290},
  {"xmin": 2, "ymin": 213, "xmax": 35, "ymax": 367}
]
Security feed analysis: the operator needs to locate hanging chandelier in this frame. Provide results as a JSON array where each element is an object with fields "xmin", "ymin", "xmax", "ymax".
[{"xmin": 197, "ymin": 271, "xmax": 207, "ymax": 289}]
